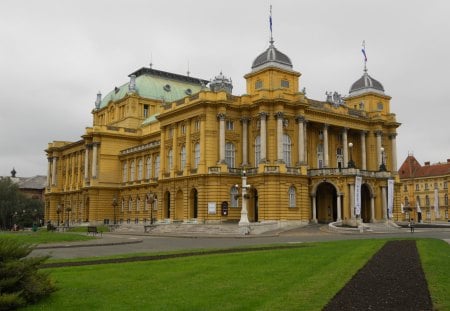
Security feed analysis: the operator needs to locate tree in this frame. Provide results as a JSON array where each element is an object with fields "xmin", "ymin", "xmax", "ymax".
[
  {"xmin": 0, "ymin": 178, "xmax": 44, "ymax": 230},
  {"xmin": 0, "ymin": 239, "xmax": 55, "ymax": 310}
]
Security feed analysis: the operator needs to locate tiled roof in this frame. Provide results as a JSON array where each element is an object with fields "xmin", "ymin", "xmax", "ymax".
[{"xmin": 398, "ymin": 155, "xmax": 450, "ymax": 179}]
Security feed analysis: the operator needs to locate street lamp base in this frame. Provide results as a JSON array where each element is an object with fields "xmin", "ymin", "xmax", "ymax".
[{"xmin": 239, "ymin": 223, "xmax": 250, "ymax": 235}]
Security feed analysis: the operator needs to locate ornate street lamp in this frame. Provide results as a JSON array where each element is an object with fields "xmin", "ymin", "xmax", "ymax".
[
  {"xmin": 379, "ymin": 147, "xmax": 387, "ymax": 171},
  {"xmin": 237, "ymin": 170, "xmax": 251, "ymax": 234},
  {"xmin": 112, "ymin": 195, "xmax": 118, "ymax": 225},
  {"xmin": 348, "ymin": 142, "xmax": 355, "ymax": 168}
]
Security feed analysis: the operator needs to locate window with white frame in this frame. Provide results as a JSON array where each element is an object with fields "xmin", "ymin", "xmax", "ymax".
[
  {"xmin": 231, "ymin": 185, "xmax": 239, "ymax": 207},
  {"xmin": 168, "ymin": 149, "xmax": 173, "ymax": 171},
  {"xmin": 155, "ymin": 155, "xmax": 160, "ymax": 177},
  {"xmin": 425, "ymin": 195, "xmax": 430, "ymax": 206},
  {"xmin": 194, "ymin": 143, "xmax": 200, "ymax": 168},
  {"xmin": 136, "ymin": 196, "xmax": 140, "ymax": 212},
  {"xmin": 180, "ymin": 145, "xmax": 186, "ymax": 170},
  {"xmin": 195, "ymin": 120, "xmax": 200, "ymax": 131},
  {"xmin": 415, "ymin": 184, "xmax": 419, "ymax": 191},
  {"xmin": 288, "ymin": 186, "xmax": 296, "ymax": 208},
  {"xmin": 138, "ymin": 159, "xmax": 143, "ymax": 180},
  {"xmin": 130, "ymin": 160, "xmax": 135, "ymax": 182},
  {"xmin": 181, "ymin": 124, "xmax": 186, "ymax": 135},
  {"xmin": 445, "ymin": 194, "xmax": 448, "ymax": 206},
  {"xmin": 225, "ymin": 142, "xmax": 235, "ymax": 168},
  {"xmin": 121, "ymin": 198, "xmax": 125, "ymax": 212},
  {"xmin": 255, "ymin": 135, "xmax": 261, "ymax": 165},
  {"xmin": 283, "ymin": 134, "xmax": 291, "ymax": 165},
  {"xmin": 317, "ymin": 144, "xmax": 324, "ymax": 168},
  {"xmin": 122, "ymin": 162, "xmax": 128, "ymax": 182},
  {"xmin": 146, "ymin": 156, "xmax": 152, "ymax": 179},
  {"xmin": 226, "ymin": 120, "xmax": 234, "ymax": 130},
  {"xmin": 128, "ymin": 197, "xmax": 133, "ymax": 211}
]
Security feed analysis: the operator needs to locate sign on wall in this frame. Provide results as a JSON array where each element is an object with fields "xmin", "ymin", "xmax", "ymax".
[
  {"xmin": 388, "ymin": 179, "xmax": 394, "ymax": 218},
  {"xmin": 208, "ymin": 202, "xmax": 216, "ymax": 215},
  {"xmin": 355, "ymin": 176, "xmax": 362, "ymax": 216}
]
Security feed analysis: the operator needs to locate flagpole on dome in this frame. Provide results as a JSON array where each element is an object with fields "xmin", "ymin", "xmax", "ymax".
[
  {"xmin": 269, "ymin": 5, "xmax": 274, "ymax": 45},
  {"xmin": 361, "ymin": 40, "xmax": 368, "ymax": 73}
]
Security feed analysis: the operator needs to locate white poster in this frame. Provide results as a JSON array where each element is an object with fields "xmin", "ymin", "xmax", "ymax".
[
  {"xmin": 387, "ymin": 179, "xmax": 394, "ymax": 218},
  {"xmin": 434, "ymin": 188, "xmax": 440, "ymax": 218},
  {"xmin": 208, "ymin": 202, "xmax": 216, "ymax": 215},
  {"xmin": 355, "ymin": 176, "xmax": 362, "ymax": 216}
]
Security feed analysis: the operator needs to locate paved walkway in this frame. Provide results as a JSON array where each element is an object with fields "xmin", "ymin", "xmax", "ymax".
[{"xmin": 30, "ymin": 224, "xmax": 450, "ymax": 259}]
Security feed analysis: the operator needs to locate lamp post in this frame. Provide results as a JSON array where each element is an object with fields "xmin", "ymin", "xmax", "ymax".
[
  {"xmin": 348, "ymin": 142, "xmax": 355, "ymax": 168},
  {"xmin": 147, "ymin": 193, "xmax": 155, "ymax": 224},
  {"xmin": 65, "ymin": 207, "xmax": 72, "ymax": 228},
  {"xmin": 379, "ymin": 147, "xmax": 387, "ymax": 171},
  {"xmin": 237, "ymin": 170, "xmax": 251, "ymax": 234},
  {"xmin": 112, "ymin": 195, "xmax": 118, "ymax": 225},
  {"xmin": 56, "ymin": 204, "xmax": 62, "ymax": 226}
]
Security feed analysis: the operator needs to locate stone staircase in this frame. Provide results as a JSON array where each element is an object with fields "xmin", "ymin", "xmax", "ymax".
[
  {"xmin": 328, "ymin": 220, "xmax": 402, "ymax": 233},
  {"xmin": 115, "ymin": 222, "xmax": 242, "ymax": 236}
]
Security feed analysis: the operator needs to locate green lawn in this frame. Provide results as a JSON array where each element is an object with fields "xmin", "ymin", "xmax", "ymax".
[
  {"xmin": 0, "ymin": 230, "xmax": 95, "ymax": 244},
  {"xmin": 21, "ymin": 239, "xmax": 450, "ymax": 310}
]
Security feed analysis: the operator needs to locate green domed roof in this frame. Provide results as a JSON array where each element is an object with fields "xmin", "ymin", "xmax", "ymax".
[{"xmin": 99, "ymin": 68, "xmax": 209, "ymax": 109}]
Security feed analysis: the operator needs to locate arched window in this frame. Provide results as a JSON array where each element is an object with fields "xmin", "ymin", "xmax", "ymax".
[
  {"xmin": 146, "ymin": 156, "xmax": 152, "ymax": 179},
  {"xmin": 231, "ymin": 185, "xmax": 239, "ymax": 208},
  {"xmin": 404, "ymin": 196, "xmax": 409, "ymax": 206},
  {"xmin": 168, "ymin": 149, "xmax": 173, "ymax": 171},
  {"xmin": 122, "ymin": 162, "xmax": 128, "ymax": 182},
  {"xmin": 121, "ymin": 198, "xmax": 125, "ymax": 212},
  {"xmin": 128, "ymin": 197, "xmax": 133, "ymax": 211},
  {"xmin": 445, "ymin": 194, "xmax": 448, "ymax": 206},
  {"xmin": 137, "ymin": 159, "xmax": 143, "ymax": 180},
  {"xmin": 136, "ymin": 196, "xmax": 140, "ymax": 212},
  {"xmin": 180, "ymin": 145, "xmax": 186, "ymax": 170},
  {"xmin": 194, "ymin": 143, "xmax": 200, "ymax": 168},
  {"xmin": 336, "ymin": 147, "xmax": 344, "ymax": 169},
  {"xmin": 155, "ymin": 155, "xmax": 160, "ymax": 177},
  {"xmin": 130, "ymin": 160, "xmax": 135, "ymax": 182},
  {"xmin": 283, "ymin": 134, "xmax": 291, "ymax": 165},
  {"xmin": 425, "ymin": 195, "xmax": 430, "ymax": 206},
  {"xmin": 317, "ymin": 144, "xmax": 324, "ymax": 168},
  {"xmin": 225, "ymin": 142, "xmax": 235, "ymax": 168},
  {"xmin": 289, "ymin": 186, "xmax": 296, "ymax": 208},
  {"xmin": 255, "ymin": 135, "xmax": 261, "ymax": 165}
]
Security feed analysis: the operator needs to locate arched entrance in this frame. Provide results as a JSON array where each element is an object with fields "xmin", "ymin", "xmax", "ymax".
[
  {"xmin": 164, "ymin": 191, "xmax": 171, "ymax": 219},
  {"xmin": 190, "ymin": 188, "xmax": 198, "ymax": 219},
  {"xmin": 175, "ymin": 190, "xmax": 183, "ymax": 221},
  {"xmin": 361, "ymin": 184, "xmax": 372, "ymax": 223},
  {"xmin": 85, "ymin": 197, "xmax": 90, "ymax": 222},
  {"xmin": 316, "ymin": 182, "xmax": 337, "ymax": 223}
]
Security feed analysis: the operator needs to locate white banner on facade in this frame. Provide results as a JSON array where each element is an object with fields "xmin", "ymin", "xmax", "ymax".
[
  {"xmin": 355, "ymin": 176, "xmax": 362, "ymax": 216},
  {"xmin": 434, "ymin": 188, "xmax": 440, "ymax": 218},
  {"xmin": 387, "ymin": 179, "xmax": 394, "ymax": 218}
]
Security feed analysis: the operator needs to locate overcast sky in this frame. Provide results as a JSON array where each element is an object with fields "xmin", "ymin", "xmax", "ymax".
[{"xmin": 1, "ymin": 0, "xmax": 449, "ymax": 177}]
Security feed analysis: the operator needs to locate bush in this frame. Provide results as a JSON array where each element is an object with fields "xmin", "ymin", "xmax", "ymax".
[{"xmin": 0, "ymin": 239, "xmax": 55, "ymax": 310}]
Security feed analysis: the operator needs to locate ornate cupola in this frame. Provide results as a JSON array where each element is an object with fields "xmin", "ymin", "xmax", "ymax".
[
  {"xmin": 251, "ymin": 40, "xmax": 293, "ymax": 72},
  {"xmin": 349, "ymin": 69, "xmax": 385, "ymax": 96},
  {"xmin": 210, "ymin": 71, "xmax": 233, "ymax": 94}
]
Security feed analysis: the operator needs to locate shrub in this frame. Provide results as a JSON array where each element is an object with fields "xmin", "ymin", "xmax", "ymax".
[{"xmin": 0, "ymin": 239, "xmax": 55, "ymax": 310}]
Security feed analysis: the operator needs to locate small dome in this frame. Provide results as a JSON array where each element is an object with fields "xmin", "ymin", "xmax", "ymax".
[
  {"xmin": 251, "ymin": 42, "xmax": 293, "ymax": 72},
  {"xmin": 210, "ymin": 71, "xmax": 233, "ymax": 94},
  {"xmin": 349, "ymin": 71, "xmax": 385, "ymax": 96}
]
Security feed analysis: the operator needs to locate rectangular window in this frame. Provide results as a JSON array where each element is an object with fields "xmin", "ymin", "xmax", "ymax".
[
  {"xmin": 195, "ymin": 120, "xmax": 200, "ymax": 131},
  {"xmin": 255, "ymin": 80, "xmax": 263, "ymax": 89},
  {"xmin": 281, "ymin": 79, "xmax": 289, "ymax": 88},
  {"xmin": 143, "ymin": 105, "xmax": 149, "ymax": 118},
  {"xmin": 181, "ymin": 124, "xmax": 186, "ymax": 135},
  {"xmin": 226, "ymin": 120, "xmax": 234, "ymax": 130}
]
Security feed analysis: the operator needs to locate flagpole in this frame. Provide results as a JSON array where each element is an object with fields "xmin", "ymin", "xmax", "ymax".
[
  {"xmin": 362, "ymin": 40, "xmax": 367, "ymax": 72},
  {"xmin": 269, "ymin": 5, "xmax": 273, "ymax": 44}
]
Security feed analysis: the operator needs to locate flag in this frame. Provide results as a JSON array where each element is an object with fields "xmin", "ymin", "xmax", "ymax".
[
  {"xmin": 269, "ymin": 5, "xmax": 273, "ymax": 34},
  {"xmin": 361, "ymin": 48, "xmax": 367, "ymax": 62},
  {"xmin": 416, "ymin": 202, "xmax": 422, "ymax": 213}
]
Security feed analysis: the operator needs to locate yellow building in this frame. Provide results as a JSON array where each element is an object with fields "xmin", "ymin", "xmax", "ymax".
[
  {"xmin": 45, "ymin": 38, "xmax": 402, "ymax": 231},
  {"xmin": 398, "ymin": 155, "xmax": 449, "ymax": 222}
]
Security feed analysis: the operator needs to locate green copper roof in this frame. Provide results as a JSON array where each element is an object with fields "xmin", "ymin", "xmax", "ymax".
[{"xmin": 99, "ymin": 68, "xmax": 208, "ymax": 109}]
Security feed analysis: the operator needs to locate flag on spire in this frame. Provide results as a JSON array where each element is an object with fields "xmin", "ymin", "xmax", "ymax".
[
  {"xmin": 361, "ymin": 40, "xmax": 367, "ymax": 62},
  {"xmin": 269, "ymin": 5, "xmax": 273, "ymax": 37}
]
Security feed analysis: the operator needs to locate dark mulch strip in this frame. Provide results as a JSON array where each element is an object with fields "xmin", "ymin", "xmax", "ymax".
[
  {"xmin": 323, "ymin": 240, "xmax": 432, "ymax": 311},
  {"xmin": 40, "ymin": 244, "xmax": 309, "ymax": 268}
]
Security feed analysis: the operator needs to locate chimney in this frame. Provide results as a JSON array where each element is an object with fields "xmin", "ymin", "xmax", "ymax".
[
  {"xmin": 424, "ymin": 161, "xmax": 430, "ymax": 166},
  {"xmin": 447, "ymin": 159, "xmax": 450, "ymax": 163}
]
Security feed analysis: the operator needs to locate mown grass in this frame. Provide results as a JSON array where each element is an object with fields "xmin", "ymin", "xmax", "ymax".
[
  {"xmin": 24, "ymin": 239, "xmax": 386, "ymax": 311},
  {"xmin": 417, "ymin": 239, "xmax": 450, "ymax": 310},
  {"xmin": 0, "ymin": 230, "xmax": 95, "ymax": 244}
]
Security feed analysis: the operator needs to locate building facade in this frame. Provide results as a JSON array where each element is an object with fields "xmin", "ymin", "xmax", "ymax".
[
  {"xmin": 45, "ymin": 39, "xmax": 401, "ymax": 230},
  {"xmin": 398, "ymin": 155, "xmax": 449, "ymax": 222}
]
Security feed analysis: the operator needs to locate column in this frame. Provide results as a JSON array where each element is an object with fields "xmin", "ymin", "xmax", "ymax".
[
  {"xmin": 311, "ymin": 194, "xmax": 317, "ymax": 223},
  {"xmin": 375, "ymin": 131, "xmax": 383, "ymax": 167},
  {"xmin": 260, "ymin": 112, "xmax": 267, "ymax": 162},
  {"xmin": 296, "ymin": 116, "xmax": 305, "ymax": 164},
  {"xmin": 84, "ymin": 146, "xmax": 89, "ymax": 181},
  {"xmin": 349, "ymin": 183, "xmax": 355, "ymax": 219},
  {"xmin": 185, "ymin": 120, "xmax": 191, "ymax": 171},
  {"xmin": 276, "ymin": 112, "xmax": 284, "ymax": 162},
  {"xmin": 65, "ymin": 156, "xmax": 69, "ymax": 190},
  {"xmin": 337, "ymin": 194, "xmax": 342, "ymax": 222},
  {"xmin": 381, "ymin": 186, "xmax": 387, "ymax": 220},
  {"xmin": 360, "ymin": 131, "xmax": 367, "ymax": 170},
  {"xmin": 241, "ymin": 117, "xmax": 249, "ymax": 165},
  {"xmin": 217, "ymin": 113, "xmax": 226, "ymax": 163},
  {"xmin": 172, "ymin": 125, "xmax": 178, "ymax": 172},
  {"xmin": 47, "ymin": 158, "xmax": 52, "ymax": 188},
  {"xmin": 92, "ymin": 143, "xmax": 98, "ymax": 179},
  {"xmin": 342, "ymin": 128, "xmax": 348, "ymax": 167},
  {"xmin": 200, "ymin": 116, "xmax": 206, "ymax": 167},
  {"xmin": 323, "ymin": 124, "xmax": 329, "ymax": 167},
  {"xmin": 370, "ymin": 195, "xmax": 375, "ymax": 223},
  {"xmin": 159, "ymin": 127, "xmax": 165, "ymax": 179},
  {"xmin": 71, "ymin": 154, "xmax": 75, "ymax": 189},
  {"xmin": 304, "ymin": 121, "xmax": 308, "ymax": 164},
  {"xmin": 239, "ymin": 173, "xmax": 249, "ymax": 225},
  {"xmin": 389, "ymin": 133, "xmax": 398, "ymax": 172}
]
